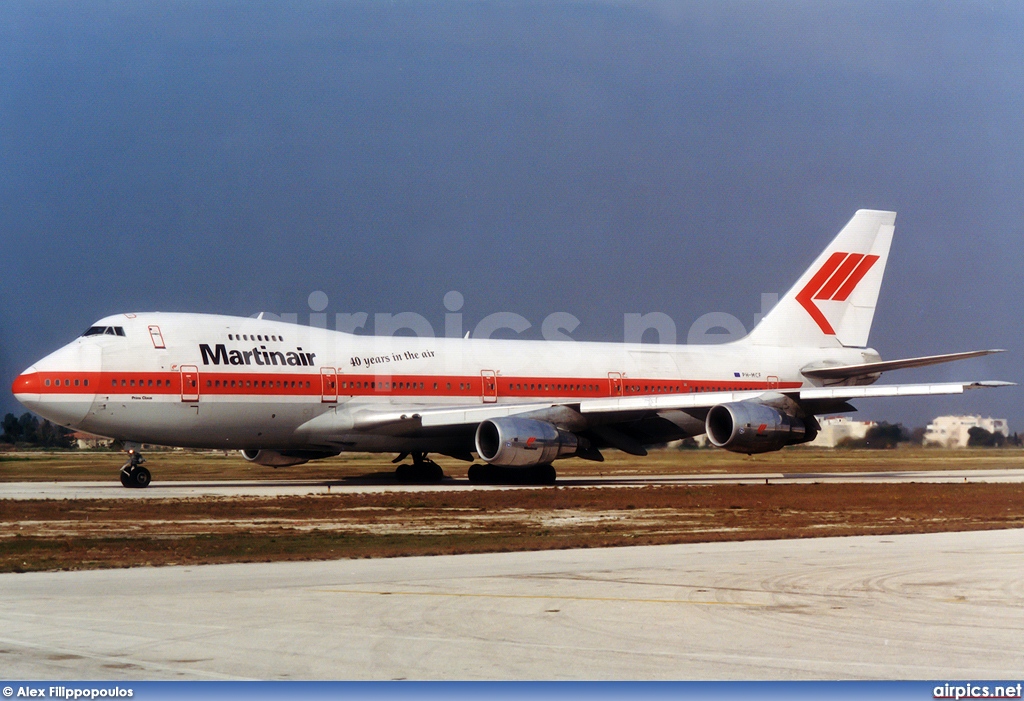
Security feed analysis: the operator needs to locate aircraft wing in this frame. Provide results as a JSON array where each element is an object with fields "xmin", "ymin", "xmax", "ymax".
[{"xmin": 299, "ymin": 381, "xmax": 1013, "ymax": 438}]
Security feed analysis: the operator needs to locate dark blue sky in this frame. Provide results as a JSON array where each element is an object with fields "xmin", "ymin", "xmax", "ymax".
[{"xmin": 2, "ymin": 0, "xmax": 1020, "ymax": 428}]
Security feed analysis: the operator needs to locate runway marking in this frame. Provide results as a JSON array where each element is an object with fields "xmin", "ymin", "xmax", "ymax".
[{"xmin": 311, "ymin": 588, "xmax": 769, "ymax": 607}]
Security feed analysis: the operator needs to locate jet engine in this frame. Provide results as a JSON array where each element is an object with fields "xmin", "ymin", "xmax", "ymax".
[
  {"xmin": 705, "ymin": 401, "xmax": 811, "ymax": 454},
  {"xmin": 241, "ymin": 449, "xmax": 315, "ymax": 467},
  {"xmin": 475, "ymin": 417, "xmax": 578, "ymax": 467}
]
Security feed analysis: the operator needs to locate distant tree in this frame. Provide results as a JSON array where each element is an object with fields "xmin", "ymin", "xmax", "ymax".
[
  {"xmin": 968, "ymin": 426, "xmax": 1006, "ymax": 448},
  {"xmin": 837, "ymin": 421, "xmax": 908, "ymax": 449},
  {"xmin": 17, "ymin": 413, "xmax": 39, "ymax": 444},
  {"xmin": 862, "ymin": 422, "xmax": 906, "ymax": 449},
  {"xmin": 910, "ymin": 426, "xmax": 928, "ymax": 445},
  {"xmin": 1, "ymin": 413, "xmax": 22, "ymax": 443},
  {"xmin": 0, "ymin": 412, "xmax": 74, "ymax": 449}
]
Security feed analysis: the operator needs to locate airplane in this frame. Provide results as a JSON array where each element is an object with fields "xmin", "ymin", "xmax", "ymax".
[{"xmin": 11, "ymin": 210, "xmax": 1012, "ymax": 488}]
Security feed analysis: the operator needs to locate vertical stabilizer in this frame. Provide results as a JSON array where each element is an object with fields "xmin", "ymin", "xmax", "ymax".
[{"xmin": 742, "ymin": 209, "xmax": 895, "ymax": 348}]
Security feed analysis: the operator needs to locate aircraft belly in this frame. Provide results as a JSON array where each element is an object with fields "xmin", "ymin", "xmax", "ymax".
[{"xmin": 80, "ymin": 397, "xmax": 327, "ymax": 449}]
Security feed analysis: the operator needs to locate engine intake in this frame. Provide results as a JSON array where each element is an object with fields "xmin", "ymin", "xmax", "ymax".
[
  {"xmin": 705, "ymin": 401, "xmax": 809, "ymax": 454},
  {"xmin": 475, "ymin": 417, "xmax": 578, "ymax": 467}
]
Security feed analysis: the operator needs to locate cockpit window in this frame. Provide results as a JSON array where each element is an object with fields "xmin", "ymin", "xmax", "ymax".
[{"xmin": 83, "ymin": 326, "xmax": 126, "ymax": 337}]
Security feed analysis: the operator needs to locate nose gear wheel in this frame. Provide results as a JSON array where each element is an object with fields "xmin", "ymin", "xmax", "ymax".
[{"xmin": 119, "ymin": 450, "xmax": 151, "ymax": 488}]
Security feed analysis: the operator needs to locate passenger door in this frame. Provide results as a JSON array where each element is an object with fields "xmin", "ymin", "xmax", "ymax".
[
  {"xmin": 180, "ymin": 365, "xmax": 200, "ymax": 402},
  {"xmin": 481, "ymin": 370, "xmax": 497, "ymax": 403},
  {"xmin": 321, "ymin": 367, "xmax": 338, "ymax": 403}
]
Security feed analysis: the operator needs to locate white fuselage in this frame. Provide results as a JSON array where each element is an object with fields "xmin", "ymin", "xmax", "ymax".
[{"xmin": 13, "ymin": 312, "xmax": 877, "ymax": 452}]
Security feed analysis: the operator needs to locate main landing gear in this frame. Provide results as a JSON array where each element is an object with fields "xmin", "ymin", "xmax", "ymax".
[
  {"xmin": 467, "ymin": 463, "xmax": 557, "ymax": 486},
  {"xmin": 119, "ymin": 449, "xmax": 152, "ymax": 489},
  {"xmin": 393, "ymin": 451, "xmax": 445, "ymax": 484}
]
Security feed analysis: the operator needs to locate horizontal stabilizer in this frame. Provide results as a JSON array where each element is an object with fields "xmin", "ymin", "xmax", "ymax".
[{"xmin": 801, "ymin": 349, "xmax": 1006, "ymax": 381}]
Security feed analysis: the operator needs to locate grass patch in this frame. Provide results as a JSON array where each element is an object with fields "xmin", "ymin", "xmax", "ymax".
[{"xmin": 2, "ymin": 447, "xmax": 1024, "ymax": 483}]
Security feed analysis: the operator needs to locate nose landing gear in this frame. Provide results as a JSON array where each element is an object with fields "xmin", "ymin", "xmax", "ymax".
[{"xmin": 119, "ymin": 449, "xmax": 151, "ymax": 489}]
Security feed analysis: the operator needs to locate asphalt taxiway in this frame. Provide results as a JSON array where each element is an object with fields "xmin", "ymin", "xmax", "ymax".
[
  {"xmin": 1, "ymin": 528, "xmax": 1022, "ymax": 679},
  {"xmin": 2, "ymin": 467, "xmax": 1024, "ymax": 499}
]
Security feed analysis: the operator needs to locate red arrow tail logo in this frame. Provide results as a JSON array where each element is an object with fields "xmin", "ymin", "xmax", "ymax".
[{"xmin": 796, "ymin": 252, "xmax": 879, "ymax": 334}]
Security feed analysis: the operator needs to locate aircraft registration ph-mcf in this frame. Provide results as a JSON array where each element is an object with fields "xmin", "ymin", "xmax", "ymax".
[{"xmin": 12, "ymin": 210, "xmax": 1012, "ymax": 487}]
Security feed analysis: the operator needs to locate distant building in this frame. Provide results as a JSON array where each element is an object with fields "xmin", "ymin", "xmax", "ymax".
[
  {"xmin": 806, "ymin": 416, "xmax": 876, "ymax": 448},
  {"xmin": 70, "ymin": 431, "xmax": 112, "ymax": 450},
  {"xmin": 923, "ymin": 416, "xmax": 1010, "ymax": 449}
]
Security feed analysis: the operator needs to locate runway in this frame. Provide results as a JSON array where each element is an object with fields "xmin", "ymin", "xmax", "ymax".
[
  {"xmin": 1, "ymin": 528, "xmax": 1022, "ymax": 679},
  {"xmin": 3, "ymin": 467, "xmax": 1024, "ymax": 499}
]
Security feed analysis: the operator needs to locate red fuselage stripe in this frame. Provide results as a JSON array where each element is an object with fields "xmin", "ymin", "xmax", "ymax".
[{"xmin": 18, "ymin": 371, "xmax": 803, "ymax": 398}]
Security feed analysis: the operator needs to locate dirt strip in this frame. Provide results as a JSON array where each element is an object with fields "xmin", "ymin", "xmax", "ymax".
[{"xmin": 3, "ymin": 482, "xmax": 1023, "ymax": 573}]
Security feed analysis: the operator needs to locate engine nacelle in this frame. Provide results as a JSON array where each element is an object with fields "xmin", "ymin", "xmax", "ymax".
[
  {"xmin": 705, "ymin": 401, "xmax": 809, "ymax": 454},
  {"xmin": 475, "ymin": 417, "xmax": 578, "ymax": 467},
  {"xmin": 240, "ymin": 449, "xmax": 311, "ymax": 467}
]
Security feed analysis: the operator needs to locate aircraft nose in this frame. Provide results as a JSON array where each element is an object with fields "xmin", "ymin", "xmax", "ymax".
[
  {"xmin": 12, "ymin": 369, "xmax": 41, "ymax": 396},
  {"xmin": 12, "ymin": 345, "xmax": 99, "ymax": 428}
]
